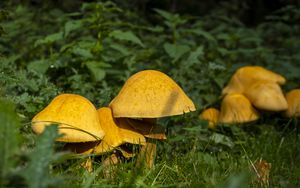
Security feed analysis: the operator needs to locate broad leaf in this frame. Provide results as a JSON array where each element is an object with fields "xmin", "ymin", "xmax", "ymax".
[
  {"xmin": 163, "ymin": 43, "xmax": 190, "ymax": 62},
  {"xmin": 27, "ymin": 60, "xmax": 50, "ymax": 74},
  {"xmin": 34, "ymin": 32, "xmax": 63, "ymax": 47},
  {"xmin": 64, "ymin": 20, "xmax": 82, "ymax": 38},
  {"xmin": 85, "ymin": 61, "xmax": 110, "ymax": 82},
  {"xmin": 109, "ymin": 30, "xmax": 144, "ymax": 48}
]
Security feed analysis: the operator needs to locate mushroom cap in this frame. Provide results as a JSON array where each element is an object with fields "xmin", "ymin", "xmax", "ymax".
[
  {"xmin": 219, "ymin": 93, "xmax": 259, "ymax": 124},
  {"xmin": 118, "ymin": 118, "xmax": 167, "ymax": 140},
  {"xmin": 199, "ymin": 108, "xmax": 219, "ymax": 129},
  {"xmin": 222, "ymin": 66, "xmax": 286, "ymax": 95},
  {"xmin": 284, "ymin": 89, "xmax": 300, "ymax": 117},
  {"xmin": 109, "ymin": 70, "xmax": 196, "ymax": 118},
  {"xmin": 32, "ymin": 94, "xmax": 105, "ymax": 142},
  {"xmin": 244, "ymin": 81, "xmax": 288, "ymax": 111},
  {"xmin": 94, "ymin": 107, "xmax": 146, "ymax": 153}
]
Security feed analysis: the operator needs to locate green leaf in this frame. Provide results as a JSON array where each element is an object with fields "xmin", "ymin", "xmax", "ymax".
[
  {"xmin": 64, "ymin": 20, "xmax": 82, "ymax": 38},
  {"xmin": 85, "ymin": 61, "xmax": 110, "ymax": 82},
  {"xmin": 0, "ymin": 100, "xmax": 20, "ymax": 186},
  {"xmin": 163, "ymin": 43, "xmax": 190, "ymax": 62},
  {"xmin": 34, "ymin": 32, "xmax": 63, "ymax": 47},
  {"xmin": 109, "ymin": 30, "xmax": 144, "ymax": 48},
  {"xmin": 24, "ymin": 126, "xmax": 61, "ymax": 188},
  {"xmin": 188, "ymin": 29, "xmax": 217, "ymax": 43},
  {"xmin": 209, "ymin": 133, "xmax": 235, "ymax": 148},
  {"xmin": 110, "ymin": 43, "xmax": 131, "ymax": 56},
  {"xmin": 154, "ymin": 9, "xmax": 187, "ymax": 29},
  {"xmin": 186, "ymin": 46, "xmax": 204, "ymax": 65},
  {"xmin": 71, "ymin": 47, "xmax": 93, "ymax": 59},
  {"xmin": 208, "ymin": 62, "xmax": 226, "ymax": 71},
  {"xmin": 154, "ymin": 9, "xmax": 174, "ymax": 21},
  {"xmin": 27, "ymin": 60, "xmax": 49, "ymax": 74}
]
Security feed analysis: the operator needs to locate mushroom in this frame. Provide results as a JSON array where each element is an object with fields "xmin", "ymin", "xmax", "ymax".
[
  {"xmin": 32, "ymin": 94, "xmax": 105, "ymax": 142},
  {"xmin": 94, "ymin": 107, "xmax": 146, "ymax": 153},
  {"xmin": 222, "ymin": 66, "xmax": 286, "ymax": 95},
  {"xmin": 283, "ymin": 89, "xmax": 300, "ymax": 117},
  {"xmin": 199, "ymin": 108, "xmax": 220, "ymax": 129},
  {"xmin": 244, "ymin": 81, "xmax": 288, "ymax": 111},
  {"xmin": 118, "ymin": 118, "xmax": 167, "ymax": 140},
  {"xmin": 64, "ymin": 107, "xmax": 146, "ymax": 155},
  {"xmin": 63, "ymin": 107, "xmax": 147, "ymax": 175},
  {"xmin": 117, "ymin": 118, "xmax": 167, "ymax": 169},
  {"xmin": 219, "ymin": 93, "xmax": 259, "ymax": 124},
  {"xmin": 109, "ymin": 70, "xmax": 196, "ymax": 168},
  {"xmin": 109, "ymin": 70, "xmax": 196, "ymax": 118}
]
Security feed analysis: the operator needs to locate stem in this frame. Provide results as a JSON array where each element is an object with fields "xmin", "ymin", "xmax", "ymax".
[{"xmin": 136, "ymin": 141, "xmax": 157, "ymax": 169}]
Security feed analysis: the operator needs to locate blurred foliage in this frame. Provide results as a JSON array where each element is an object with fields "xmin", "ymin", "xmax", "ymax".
[{"xmin": 0, "ymin": 0, "xmax": 300, "ymax": 187}]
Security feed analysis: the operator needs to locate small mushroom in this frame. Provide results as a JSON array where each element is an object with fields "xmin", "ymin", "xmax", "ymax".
[
  {"xmin": 32, "ymin": 94, "xmax": 105, "ymax": 142},
  {"xmin": 109, "ymin": 70, "xmax": 196, "ymax": 118},
  {"xmin": 219, "ymin": 93, "xmax": 259, "ymax": 124},
  {"xmin": 283, "ymin": 89, "xmax": 300, "ymax": 117},
  {"xmin": 244, "ymin": 81, "xmax": 288, "ymax": 111},
  {"xmin": 199, "ymin": 108, "xmax": 220, "ymax": 129},
  {"xmin": 117, "ymin": 118, "xmax": 166, "ymax": 169},
  {"xmin": 109, "ymin": 70, "xmax": 196, "ymax": 168},
  {"xmin": 93, "ymin": 107, "xmax": 146, "ymax": 154},
  {"xmin": 222, "ymin": 66, "xmax": 286, "ymax": 95}
]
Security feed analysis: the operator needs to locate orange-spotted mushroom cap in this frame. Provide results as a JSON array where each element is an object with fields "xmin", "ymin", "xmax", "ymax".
[
  {"xmin": 199, "ymin": 108, "xmax": 219, "ymax": 129},
  {"xmin": 222, "ymin": 66, "xmax": 286, "ymax": 95},
  {"xmin": 109, "ymin": 70, "xmax": 196, "ymax": 118},
  {"xmin": 93, "ymin": 107, "xmax": 146, "ymax": 154},
  {"xmin": 31, "ymin": 94, "xmax": 105, "ymax": 142},
  {"xmin": 284, "ymin": 89, "xmax": 300, "ymax": 117},
  {"xmin": 219, "ymin": 93, "xmax": 259, "ymax": 124},
  {"xmin": 244, "ymin": 81, "xmax": 288, "ymax": 111}
]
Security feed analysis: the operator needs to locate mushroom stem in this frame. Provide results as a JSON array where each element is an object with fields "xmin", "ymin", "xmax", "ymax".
[
  {"xmin": 102, "ymin": 153, "xmax": 120, "ymax": 179},
  {"xmin": 136, "ymin": 141, "xmax": 157, "ymax": 169},
  {"xmin": 81, "ymin": 157, "xmax": 93, "ymax": 172}
]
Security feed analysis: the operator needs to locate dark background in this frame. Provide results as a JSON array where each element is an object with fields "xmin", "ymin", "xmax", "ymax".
[{"xmin": 3, "ymin": 0, "xmax": 300, "ymax": 25}]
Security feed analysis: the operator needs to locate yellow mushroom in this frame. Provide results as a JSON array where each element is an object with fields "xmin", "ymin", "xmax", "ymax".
[
  {"xmin": 109, "ymin": 70, "xmax": 196, "ymax": 169},
  {"xmin": 284, "ymin": 89, "xmax": 300, "ymax": 117},
  {"xmin": 199, "ymin": 108, "xmax": 219, "ymax": 129},
  {"xmin": 219, "ymin": 93, "xmax": 259, "ymax": 124},
  {"xmin": 92, "ymin": 107, "xmax": 146, "ymax": 154},
  {"xmin": 244, "ymin": 81, "xmax": 288, "ymax": 111},
  {"xmin": 31, "ymin": 94, "xmax": 105, "ymax": 142},
  {"xmin": 63, "ymin": 107, "xmax": 147, "ymax": 173},
  {"xmin": 118, "ymin": 118, "xmax": 167, "ymax": 140},
  {"xmin": 109, "ymin": 70, "xmax": 196, "ymax": 118},
  {"xmin": 222, "ymin": 66, "xmax": 286, "ymax": 95},
  {"xmin": 59, "ymin": 107, "xmax": 146, "ymax": 155}
]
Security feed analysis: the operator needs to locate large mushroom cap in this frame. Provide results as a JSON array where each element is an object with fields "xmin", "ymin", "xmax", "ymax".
[
  {"xmin": 199, "ymin": 108, "xmax": 219, "ymax": 129},
  {"xmin": 94, "ymin": 107, "xmax": 146, "ymax": 154},
  {"xmin": 32, "ymin": 94, "xmax": 105, "ymax": 142},
  {"xmin": 244, "ymin": 81, "xmax": 288, "ymax": 111},
  {"xmin": 219, "ymin": 93, "xmax": 259, "ymax": 124},
  {"xmin": 284, "ymin": 89, "xmax": 300, "ymax": 117},
  {"xmin": 222, "ymin": 66, "xmax": 286, "ymax": 95},
  {"xmin": 109, "ymin": 70, "xmax": 196, "ymax": 118}
]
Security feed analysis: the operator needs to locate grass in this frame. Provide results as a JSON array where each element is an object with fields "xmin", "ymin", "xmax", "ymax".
[
  {"xmin": 1, "ymin": 1, "xmax": 300, "ymax": 187},
  {"xmin": 33, "ymin": 118, "xmax": 298, "ymax": 187}
]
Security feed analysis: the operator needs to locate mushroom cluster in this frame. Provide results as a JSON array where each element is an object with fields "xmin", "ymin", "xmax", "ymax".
[
  {"xmin": 200, "ymin": 66, "xmax": 300, "ymax": 128},
  {"xmin": 32, "ymin": 70, "xmax": 196, "ymax": 170}
]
